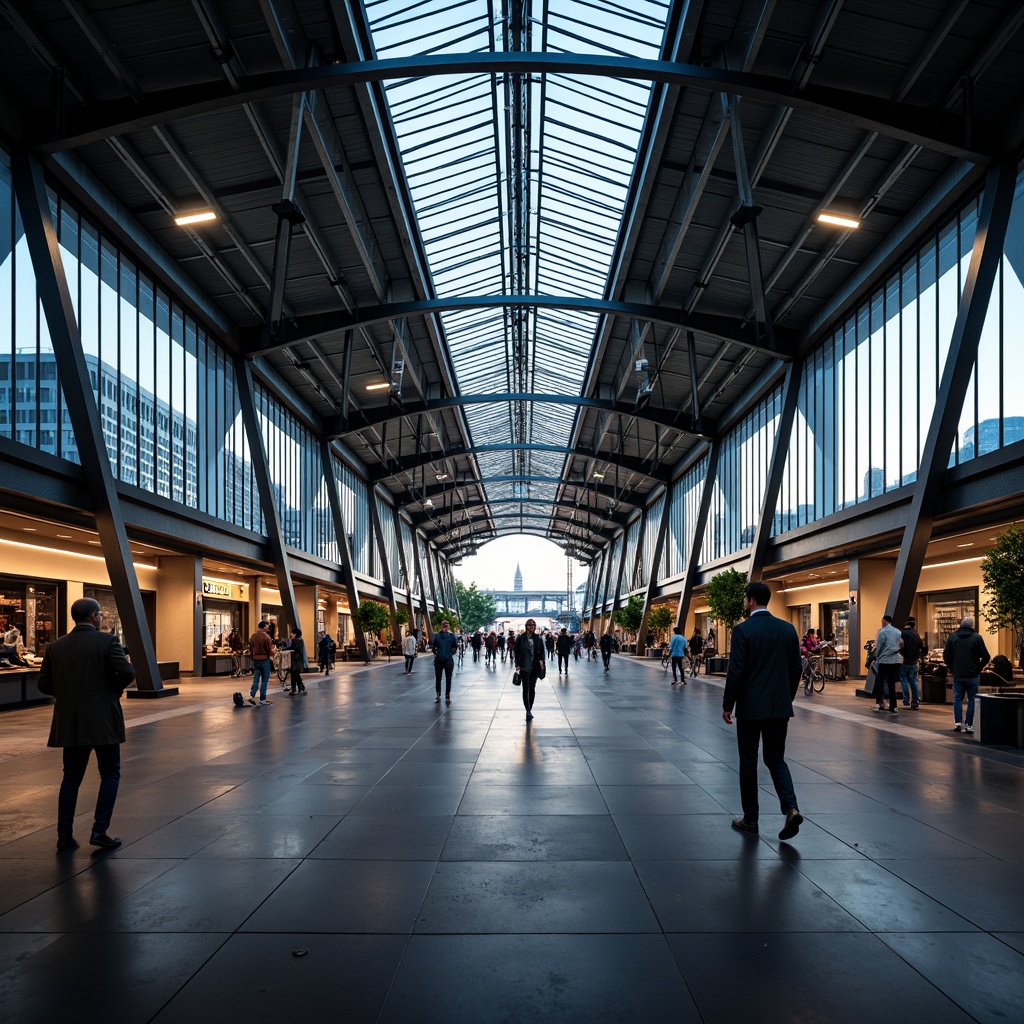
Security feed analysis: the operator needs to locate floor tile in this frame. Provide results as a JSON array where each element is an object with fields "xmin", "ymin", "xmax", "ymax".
[
  {"xmin": 309, "ymin": 814, "xmax": 454, "ymax": 860},
  {"xmin": 379, "ymin": 934, "xmax": 700, "ymax": 1024},
  {"xmin": 877, "ymin": 931, "xmax": 1024, "ymax": 1024},
  {"xmin": 241, "ymin": 859, "xmax": 435, "ymax": 933},
  {"xmin": 668, "ymin": 932, "xmax": 972, "ymax": 1023},
  {"xmin": 415, "ymin": 861, "xmax": 659, "ymax": 933},
  {"xmin": 441, "ymin": 814, "xmax": 627, "ymax": 861}
]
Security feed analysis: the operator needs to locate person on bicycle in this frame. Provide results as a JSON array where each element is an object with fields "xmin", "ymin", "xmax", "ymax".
[
  {"xmin": 688, "ymin": 630, "xmax": 704, "ymax": 676},
  {"xmin": 668, "ymin": 627, "xmax": 688, "ymax": 685}
]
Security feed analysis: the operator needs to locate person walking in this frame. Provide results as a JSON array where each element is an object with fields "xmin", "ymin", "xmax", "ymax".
[
  {"xmin": 668, "ymin": 626, "xmax": 688, "ymax": 684},
  {"xmin": 871, "ymin": 614, "xmax": 903, "ymax": 714},
  {"xmin": 943, "ymin": 616, "xmax": 990, "ymax": 735},
  {"xmin": 287, "ymin": 628, "xmax": 307, "ymax": 694},
  {"xmin": 688, "ymin": 630, "xmax": 704, "ymax": 676},
  {"xmin": 721, "ymin": 581, "xmax": 804, "ymax": 841},
  {"xmin": 37, "ymin": 598, "xmax": 137, "ymax": 852},
  {"xmin": 470, "ymin": 631, "xmax": 483, "ymax": 663},
  {"xmin": 403, "ymin": 630, "xmax": 417, "ymax": 674},
  {"xmin": 247, "ymin": 620, "xmax": 276, "ymax": 705},
  {"xmin": 555, "ymin": 626, "xmax": 572, "ymax": 674},
  {"xmin": 899, "ymin": 616, "xmax": 925, "ymax": 709},
  {"xmin": 544, "ymin": 629, "xmax": 556, "ymax": 662},
  {"xmin": 599, "ymin": 630, "xmax": 614, "ymax": 672},
  {"xmin": 316, "ymin": 630, "xmax": 335, "ymax": 675},
  {"xmin": 431, "ymin": 619, "xmax": 459, "ymax": 705},
  {"xmin": 514, "ymin": 618, "xmax": 546, "ymax": 721}
]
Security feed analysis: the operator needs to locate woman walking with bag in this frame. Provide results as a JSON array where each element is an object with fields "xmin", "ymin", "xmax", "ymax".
[{"xmin": 514, "ymin": 618, "xmax": 546, "ymax": 722}]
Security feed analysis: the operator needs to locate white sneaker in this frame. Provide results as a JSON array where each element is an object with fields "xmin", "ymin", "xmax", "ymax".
[
  {"xmin": 259, "ymin": 699, "xmax": 273, "ymax": 705},
  {"xmin": 964, "ymin": 725, "xmax": 974, "ymax": 734}
]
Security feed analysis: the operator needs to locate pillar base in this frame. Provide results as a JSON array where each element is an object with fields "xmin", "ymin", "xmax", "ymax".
[{"xmin": 126, "ymin": 687, "xmax": 179, "ymax": 699}]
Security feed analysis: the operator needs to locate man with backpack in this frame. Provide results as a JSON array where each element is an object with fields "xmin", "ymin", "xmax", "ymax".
[{"xmin": 943, "ymin": 617, "xmax": 989, "ymax": 734}]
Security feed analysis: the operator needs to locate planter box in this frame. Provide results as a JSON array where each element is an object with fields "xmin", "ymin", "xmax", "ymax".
[{"xmin": 705, "ymin": 657, "xmax": 728, "ymax": 675}]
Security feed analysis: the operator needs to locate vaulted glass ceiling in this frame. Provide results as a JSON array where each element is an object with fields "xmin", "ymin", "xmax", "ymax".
[{"xmin": 365, "ymin": 0, "xmax": 671, "ymax": 542}]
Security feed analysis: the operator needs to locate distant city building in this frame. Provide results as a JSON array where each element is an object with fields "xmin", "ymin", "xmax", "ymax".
[{"xmin": 513, "ymin": 563, "xmax": 523, "ymax": 591}]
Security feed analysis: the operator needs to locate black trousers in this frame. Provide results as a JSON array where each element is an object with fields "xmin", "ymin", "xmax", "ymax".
[
  {"xmin": 290, "ymin": 666, "xmax": 305, "ymax": 692},
  {"xmin": 735, "ymin": 718, "xmax": 797, "ymax": 823},
  {"xmin": 873, "ymin": 663, "xmax": 900, "ymax": 710},
  {"xmin": 434, "ymin": 656, "xmax": 453, "ymax": 696},
  {"xmin": 521, "ymin": 671, "xmax": 538, "ymax": 710},
  {"xmin": 404, "ymin": 655, "xmax": 415, "ymax": 672},
  {"xmin": 671, "ymin": 655, "xmax": 685, "ymax": 680},
  {"xmin": 58, "ymin": 744, "xmax": 121, "ymax": 837},
  {"xmin": 557, "ymin": 653, "xmax": 569, "ymax": 672}
]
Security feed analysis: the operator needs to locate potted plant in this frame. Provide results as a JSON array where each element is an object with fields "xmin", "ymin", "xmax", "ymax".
[
  {"xmin": 703, "ymin": 568, "xmax": 748, "ymax": 672},
  {"xmin": 613, "ymin": 595, "xmax": 644, "ymax": 652},
  {"xmin": 354, "ymin": 600, "xmax": 391, "ymax": 659},
  {"xmin": 981, "ymin": 523, "xmax": 1024, "ymax": 669},
  {"xmin": 648, "ymin": 605, "xmax": 675, "ymax": 647}
]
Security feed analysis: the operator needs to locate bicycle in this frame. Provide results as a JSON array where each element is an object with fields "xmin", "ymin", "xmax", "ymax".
[
  {"xmin": 687, "ymin": 650, "xmax": 704, "ymax": 677},
  {"xmin": 661, "ymin": 648, "xmax": 671, "ymax": 672},
  {"xmin": 802, "ymin": 653, "xmax": 825, "ymax": 695}
]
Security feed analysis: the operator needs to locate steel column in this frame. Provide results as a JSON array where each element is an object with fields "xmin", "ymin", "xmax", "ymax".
[
  {"xmin": 365, "ymin": 491, "xmax": 399, "ymax": 655},
  {"xmin": 318, "ymin": 439, "xmax": 369, "ymax": 663},
  {"xmin": 635, "ymin": 494, "xmax": 673, "ymax": 656},
  {"xmin": 675, "ymin": 440, "xmax": 724, "ymax": 630},
  {"xmin": 392, "ymin": 506, "xmax": 420, "ymax": 638},
  {"xmin": 232, "ymin": 354, "xmax": 302, "ymax": 634},
  {"xmin": 746, "ymin": 358, "xmax": 803, "ymax": 583},
  {"xmin": 11, "ymin": 150, "xmax": 174, "ymax": 696},
  {"xmin": 884, "ymin": 158, "xmax": 1017, "ymax": 623}
]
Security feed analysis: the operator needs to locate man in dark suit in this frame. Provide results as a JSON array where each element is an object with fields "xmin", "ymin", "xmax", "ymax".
[
  {"xmin": 721, "ymin": 581, "xmax": 804, "ymax": 840},
  {"xmin": 38, "ymin": 598, "xmax": 136, "ymax": 853}
]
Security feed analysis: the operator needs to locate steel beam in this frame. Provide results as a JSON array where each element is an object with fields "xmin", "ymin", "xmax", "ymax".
[
  {"xmin": 369, "ymin": 444, "xmax": 674, "ymax": 485},
  {"xmin": 318, "ymin": 438, "xmax": 369, "ymax": 663},
  {"xmin": 883, "ymin": 158, "xmax": 1017, "ymax": 623},
  {"xmin": 388, "ymin": 476, "xmax": 645, "ymax": 512},
  {"xmin": 675, "ymin": 439, "xmax": 724, "ymax": 630},
  {"xmin": 327, "ymin": 390, "xmax": 716, "ymax": 441},
  {"xmin": 39, "ymin": 53, "xmax": 999, "ymax": 163},
  {"xmin": 11, "ymin": 150, "xmax": 173, "ymax": 696},
  {"xmin": 243, "ymin": 298, "xmax": 795, "ymax": 360},
  {"xmin": 410, "ymin": 497, "xmax": 630, "ymax": 531},
  {"xmin": 746, "ymin": 358, "xmax": 803, "ymax": 583},
  {"xmin": 232, "ymin": 354, "xmax": 302, "ymax": 635}
]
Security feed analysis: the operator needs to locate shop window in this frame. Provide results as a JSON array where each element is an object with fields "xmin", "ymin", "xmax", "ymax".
[{"xmin": 921, "ymin": 588, "xmax": 978, "ymax": 652}]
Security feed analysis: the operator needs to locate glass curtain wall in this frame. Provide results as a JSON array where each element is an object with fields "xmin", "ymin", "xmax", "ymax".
[
  {"xmin": 0, "ymin": 146, "xmax": 391, "ymax": 585},
  {"xmin": 775, "ymin": 164, "xmax": 1024, "ymax": 530}
]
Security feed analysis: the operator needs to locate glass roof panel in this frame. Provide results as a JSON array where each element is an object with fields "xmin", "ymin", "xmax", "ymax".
[{"xmin": 365, "ymin": 0, "xmax": 671, "ymax": 544}]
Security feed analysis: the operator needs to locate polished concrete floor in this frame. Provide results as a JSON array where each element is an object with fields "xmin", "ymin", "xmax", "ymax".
[{"xmin": 0, "ymin": 652, "xmax": 1022, "ymax": 1023}]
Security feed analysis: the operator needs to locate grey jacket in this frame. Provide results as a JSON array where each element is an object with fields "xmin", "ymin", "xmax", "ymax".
[
  {"xmin": 37, "ymin": 623, "xmax": 136, "ymax": 747},
  {"xmin": 873, "ymin": 623, "xmax": 903, "ymax": 665},
  {"xmin": 943, "ymin": 626, "xmax": 990, "ymax": 679}
]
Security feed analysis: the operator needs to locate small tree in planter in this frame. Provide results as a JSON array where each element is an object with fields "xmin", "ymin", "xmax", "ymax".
[
  {"xmin": 355, "ymin": 600, "xmax": 391, "ymax": 656},
  {"xmin": 395, "ymin": 606, "xmax": 410, "ymax": 630},
  {"xmin": 704, "ymin": 568, "xmax": 748, "ymax": 662},
  {"xmin": 613, "ymin": 595, "xmax": 645, "ymax": 649},
  {"xmin": 648, "ymin": 605, "xmax": 675, "ymax": 646},
  {"xmin": 981, "ymin": 523, "xmax": 1024, "ymax": 663}
]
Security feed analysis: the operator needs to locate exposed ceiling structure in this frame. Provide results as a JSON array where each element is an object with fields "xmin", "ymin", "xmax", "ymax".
[{"xmin": 2, "ymin": 0, "xmax": 1022, "ymax": 565}]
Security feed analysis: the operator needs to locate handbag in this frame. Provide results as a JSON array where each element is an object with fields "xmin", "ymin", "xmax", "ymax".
[
  {"xmin": 538, "ymin": 658, "xmax": 546, "ymax": 679},
  {"xmin": 512, "ymin": 669, "xmax": 522, "ymax": 686}
]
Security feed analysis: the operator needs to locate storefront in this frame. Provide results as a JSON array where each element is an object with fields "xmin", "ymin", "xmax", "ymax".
[
  {"xmin": 920, "ymin": 588, "xmax": 978, "ymax": 653},
  {"xmin": 201, "ymin": 577, "xmax": 249, "ymax": 674},
  {"xmin": 0, "ymin": 574, "xmax": 60, "ymax": 657}
]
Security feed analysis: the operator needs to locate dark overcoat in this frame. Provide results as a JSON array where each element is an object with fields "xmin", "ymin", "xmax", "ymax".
[
  {"xmin": 722, "ymin": 610, "xmax": 802, "ymax": 720},
  {"xmin": 37, "ymin": 624, "xmax": 136, "ymax": 747}
]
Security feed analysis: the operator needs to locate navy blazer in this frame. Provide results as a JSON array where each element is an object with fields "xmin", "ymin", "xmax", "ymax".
[{"xmin": 722, "ymin": 610, "xmax": 802, "ymax": 719}]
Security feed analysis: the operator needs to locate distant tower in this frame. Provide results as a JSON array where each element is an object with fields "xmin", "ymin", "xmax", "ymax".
[{"xmin": 513, "ymin": 563, "xmax": 523, "ymax": 591}]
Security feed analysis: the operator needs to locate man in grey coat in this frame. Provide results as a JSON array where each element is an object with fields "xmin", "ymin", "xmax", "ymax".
[
  {"xmin": 722, "ymin": 581, "xmax": 805, "ymax": 840},
  {"xmin": 38, "ymin": 598, "xmax": 136, "ymax": 852}
]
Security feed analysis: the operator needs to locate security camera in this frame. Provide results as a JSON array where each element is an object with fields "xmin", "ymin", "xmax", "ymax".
[{"xmin": 635, "ymin": 358, "xmax": 648, "ymax": 373}]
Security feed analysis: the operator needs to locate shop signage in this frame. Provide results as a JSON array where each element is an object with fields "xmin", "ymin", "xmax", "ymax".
[{"xmin": 202, "ymin": 580, "xmax": 232, "ymax": 597}]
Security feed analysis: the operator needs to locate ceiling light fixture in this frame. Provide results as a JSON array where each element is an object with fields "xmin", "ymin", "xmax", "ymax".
[
  {"xmin": 365, "ymin": 381, "xmax": 391, "ymax": 391},
  {"xmin": 592, "ymin": 472, "xmax": 604, "ymax": 479},
  {"xmin": 173, "ymin": 210, "xmax": 217, "ymax": 226},
  {"xmin": 817, "ymin": 212, "xmax": 860, "ymax": 229}
]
